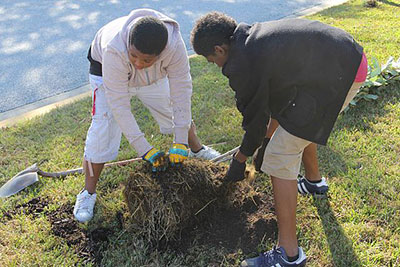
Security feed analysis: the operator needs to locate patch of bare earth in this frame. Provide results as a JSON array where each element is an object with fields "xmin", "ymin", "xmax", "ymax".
[{"xmin": 2, "ymin": 197, "xmax": 112, "ymax": 265}]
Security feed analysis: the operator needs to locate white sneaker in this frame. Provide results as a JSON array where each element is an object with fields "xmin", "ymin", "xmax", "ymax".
[
  {"xmin": 73, "ymin": 190, "xmax": 97, "ymax": 223},
  {"xmin": 189, "ymin": 145, "xmax": 221, "ymax": 160}
]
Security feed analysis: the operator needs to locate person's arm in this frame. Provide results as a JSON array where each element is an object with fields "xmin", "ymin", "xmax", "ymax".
[
  {"xmin": 165, "ymin": 36, "xmax": 192, "ymax": 145},
  {"xmin": 229, "ymin": 74, "xmax": 271, "ymax": 158},
  {"xmin": 225, "ymin": 74, "xmax": 270, "ymax": 182},
  {"xmin": 102, "ymin": 49, "xmax": 152, "ymax": 156}
]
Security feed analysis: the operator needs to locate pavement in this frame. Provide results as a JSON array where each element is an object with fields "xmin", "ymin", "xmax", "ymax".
[{"xmin": 0, "ymin": 0, "xmax": 348, "ymax": 127}]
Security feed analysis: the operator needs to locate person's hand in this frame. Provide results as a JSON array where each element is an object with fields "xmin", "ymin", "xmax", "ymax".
[
  {"xmin": 169, "ymin": 143, "xmax": 189, "ymax": 167},
  {"xmin": 142, "ymin": 148, "xmax": 168, "ymax": 172},
  {"xmin": 253, "ymin": 137, "xmax": 270, "ymax": 172},
  {"xmin": 225, "ymin": 152, "xmax": 247, "ymax": 182}
]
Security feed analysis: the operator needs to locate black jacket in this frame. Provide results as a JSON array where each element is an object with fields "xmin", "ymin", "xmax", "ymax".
[{"xmin": 222, "ymin": 18, "xmax": 363, "ymax": 156}]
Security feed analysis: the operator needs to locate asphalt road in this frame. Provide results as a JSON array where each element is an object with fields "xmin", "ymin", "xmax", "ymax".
[{"xmin": 0, "ymin": 0, "xmax": 345, "ymax": 113}]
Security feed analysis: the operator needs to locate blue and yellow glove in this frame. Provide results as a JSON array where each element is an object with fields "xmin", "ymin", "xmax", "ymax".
[
  {"xmin": 142, "ymin": 148, "xmax": 168, "ymax": 172},
  {"xmin": 169, "ymin": 143, "xmax": 189, "ymax": 167}
]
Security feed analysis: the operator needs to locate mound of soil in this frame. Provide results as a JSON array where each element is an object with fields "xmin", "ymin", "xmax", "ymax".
[
  {"xmin": 124, "ymin": 159, "xmax": 278, "ymax": 254},
  {"xmin": 123, "ymin": 159, "xmax": 233, "ymax": 243}
]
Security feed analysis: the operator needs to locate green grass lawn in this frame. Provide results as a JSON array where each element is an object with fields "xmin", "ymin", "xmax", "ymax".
[{"xmin": 1, "ymin": 0, "xmax": 399, "ymax": 266}]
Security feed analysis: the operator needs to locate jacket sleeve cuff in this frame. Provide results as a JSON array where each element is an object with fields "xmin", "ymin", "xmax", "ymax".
[
  {"xmin": 130, "ymin": 136, "xmax": 152, "ymax": 157},
  {"xmin": 239, "ymin": 133, "xmax": 262, "ymax": 157},
  {"xmin": 174, "ymin": 127, "xmax": 189, "ymax": 145}
]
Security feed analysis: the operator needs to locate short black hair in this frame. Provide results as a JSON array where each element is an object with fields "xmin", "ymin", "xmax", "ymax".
[
  {"xmin": 129, "ymin": 16, "xmax": 168, "ymax": 55},
  {"xmin": 190, "ymin": 12, "xmax": 237, "ymax": 56}
]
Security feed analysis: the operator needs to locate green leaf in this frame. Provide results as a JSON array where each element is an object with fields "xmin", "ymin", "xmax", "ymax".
[{"xmin": 369, "ymin": 57, "xmax": 381, "ymax": 78}]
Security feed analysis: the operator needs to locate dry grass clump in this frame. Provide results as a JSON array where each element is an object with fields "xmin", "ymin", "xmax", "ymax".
[{"xmin": 123, "ymin": 159, "xmax": 244, "ymax": 244}]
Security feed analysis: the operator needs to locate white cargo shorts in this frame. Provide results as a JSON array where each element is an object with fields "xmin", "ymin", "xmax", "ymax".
[{"xmin": 84, "ymin": 75, "xmax": 173, "ymax": 163}]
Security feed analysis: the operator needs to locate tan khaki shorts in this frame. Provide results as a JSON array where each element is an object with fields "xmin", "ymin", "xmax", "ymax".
[{"xmin": 261, "ymin": 82, "xmax": 362, "ymax": 180}]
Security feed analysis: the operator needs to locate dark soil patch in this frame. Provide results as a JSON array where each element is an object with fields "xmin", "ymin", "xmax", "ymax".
[
  {"xmin": 171, "ymin": 184, "xmax": 278, "ymax": 255},
  {"xmin": 2, "ymin": 197, "xmax": 113, "ymax": 266},
  {"xmin": 47, "ymin": 203, "xmax": 113, "ymax": 265},
  {"xmin": 2, "ymin": 197, "xmax": 50, "ymax": 220}
]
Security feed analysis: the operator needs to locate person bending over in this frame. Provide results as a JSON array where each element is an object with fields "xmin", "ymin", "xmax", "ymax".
[
  {"xmin": 191, "ymin": 11, "xmax": 367, "ymax": 267},
  {"xmin": 74, "ymin": 9, "xmax": 220, "ymax": 223}
]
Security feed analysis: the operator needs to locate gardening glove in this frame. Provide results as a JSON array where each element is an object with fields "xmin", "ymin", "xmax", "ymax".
[
  {"xmin": 142, "ymin": 147, "xmax": 168, "ymax": 172},
  {"xmin": 252, "ymin": 137, "xmax": 270, "ymax": 172},
  {"xmin": 225, "ymin": 157, "xmax": 246, "ymax": 182},
  {"xmin": 168, "ymin": 143, "xmax": 189, "ymax": 167}
]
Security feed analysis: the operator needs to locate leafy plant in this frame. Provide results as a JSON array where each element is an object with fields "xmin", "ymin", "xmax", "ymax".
[{"xmin": 348, "ymin": 56, "xmax": 400, "ymax": 109}]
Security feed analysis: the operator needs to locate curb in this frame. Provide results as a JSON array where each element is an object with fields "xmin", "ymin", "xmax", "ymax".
[
  {"xmin": 0, "ymin": 84, "xmax": 91, "ymax": 128},
  {"xmin": 0, "ymin": 0, "xmax": 348, "ymax": 128}
]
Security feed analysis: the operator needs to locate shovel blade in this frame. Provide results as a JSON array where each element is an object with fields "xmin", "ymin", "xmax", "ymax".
[{"xmin": 0, "ymin": 172, "xmax": 39, "ymax": 198}]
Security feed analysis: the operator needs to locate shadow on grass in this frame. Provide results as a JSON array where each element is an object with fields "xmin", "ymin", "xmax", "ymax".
[
  {"xmin": 313, "ymin": 197, "xmax": 362, "ymax": 267},
  {"xmin": 378, "ymin": 0, "xmax": 400, "ymax": 7}
]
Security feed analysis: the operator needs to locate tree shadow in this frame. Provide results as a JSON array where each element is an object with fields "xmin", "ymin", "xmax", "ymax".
[
  {"xmin": 378, "ymin": 0, "xmax": 400, "ymax": 7},
  {"xmin": 312, "ymin": 197, "xmax": 362, "ymax": 267}
]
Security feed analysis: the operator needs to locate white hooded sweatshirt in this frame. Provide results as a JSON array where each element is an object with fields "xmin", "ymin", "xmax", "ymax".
[{"xmin": 90, "ymin": 9, "xmax": 192, "ymax": 156}]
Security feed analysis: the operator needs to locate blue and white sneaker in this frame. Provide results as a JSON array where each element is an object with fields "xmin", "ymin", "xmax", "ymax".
[
  {"xmin": 297, "ymin": 175, "xmax": 328, "ymax": 198},
  {"xmin": 241, "ymin": 246, "xmax": 307, "ymax": 267}
]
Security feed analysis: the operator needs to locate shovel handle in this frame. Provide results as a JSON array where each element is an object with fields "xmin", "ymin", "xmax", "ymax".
[
  {"xmin": 210, "ymin": 146, "xmax": 240, "ymax": 163},
  {"xmin": 37, "ymin": 157, "xmax": 142, "ymax": 178},
  {"xmin": 37, "ymin": 145, "xmax": 241, "ymax": 178}
]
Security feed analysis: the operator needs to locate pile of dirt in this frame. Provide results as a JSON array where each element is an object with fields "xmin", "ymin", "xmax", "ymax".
[
  {"xmin": 175, "ymin": 184, "xmax": 277, "ymax": 256},
  {"xmin": 123, "ymin": 158, "xmax": 277, "ymax": 252},
  {"xmin": 123, "ymin": 159, "xmax": 232, "ymax": 243}
]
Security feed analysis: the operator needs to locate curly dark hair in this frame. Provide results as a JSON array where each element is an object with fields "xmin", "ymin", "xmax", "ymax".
[
  {"xmin": 190, "ymin": 12, "xmax": 237, "ymax": 56},
  {"xmin": 129, "ymin": 16, "xmax": 168, "ymax": 55}
]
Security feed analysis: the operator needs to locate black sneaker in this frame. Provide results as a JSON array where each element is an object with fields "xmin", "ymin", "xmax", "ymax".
[
  {"xmin": 241, "ymin": 246, "xmax": 307, "ymax": 267},
  {"xmin": 297, "ymin": 175, "xmax": 328, "ymax": 197}
]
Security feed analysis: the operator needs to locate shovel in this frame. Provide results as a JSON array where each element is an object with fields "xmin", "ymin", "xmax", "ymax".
[
  {"xmin": 0, "ymin": 158, "xmax": 142, "ymax": 198},
  {"xmin": 0, "ymin": 145, "xmax": 240, "ymax": 198}
]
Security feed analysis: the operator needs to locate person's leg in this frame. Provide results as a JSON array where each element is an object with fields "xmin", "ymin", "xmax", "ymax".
[
  {"xmin": 188, "ymin": 120, "xmax": 203, "ymax": 152},
  {"xmin": 272, "ymin": 176, "xmax": 299, "ymax": 257},
  {"xmin": 75, "ymin": 75, "xmax": 122, "ymax": 222},
  {"xmin": 262, "ymin": 126, "xmax": 310, "ymax": 256},
  {"xmin": 83, "ymin": 160, "xmax": 104, "ymax": 194},
  {"xmin": 242, "ymin": 126, "xmax": 309, "ymax": 266},
  {"xmin": 187, "ymin": 120, "xmax": 220, "ymax": 159},
  {"xmin": 301, "ymin": 143, "xmax": 322, "ymax": 182}
]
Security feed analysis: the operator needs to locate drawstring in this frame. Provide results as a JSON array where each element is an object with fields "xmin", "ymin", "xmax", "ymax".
[{"xmin": 86, "ymin": 159, "xmax": 94, "ymax": 177}]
